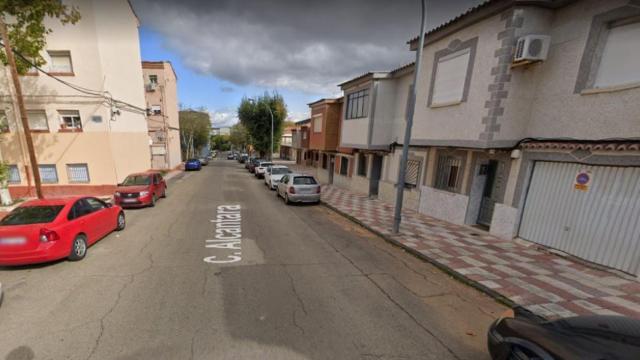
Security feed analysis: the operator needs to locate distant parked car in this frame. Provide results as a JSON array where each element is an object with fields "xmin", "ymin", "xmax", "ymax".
[
  {"xmin": 227, "ymin": 152, "xmax": 235, "ymax": 160},
  {"xmin": 276, "ymin": 174, "xmax": 321, "ymax": 204},
  {"xmin": 199, "ymin": 157, "xmax": 209, "ymax": 166},
  {"xmin": 248, "ymin": 158, "xmax": 262, "ymax": 173},
  {"xmin": 185, "ymin": 158, "xmax": 202, "ymax": 171},
  {"xmin": 239, "ymin": 154, "xmax": 249, "ymax": 164},
  {"xmin": 0, "ymin": 196, "xmax": 125, "ymax": 266},
  {"xmin": 488, "ymin": 306, "xmax": 640, "ymax": 360},
  {"xmin": 254, "ymin": 161, "xmax": 273, "ymax": 178},
  {"xmin": 264, "ymin": 165, "xmax": 291, "ymax": 190},
  {"xmin": 114, "ymin": 172, "xmax": 167, "ymax": 208}
]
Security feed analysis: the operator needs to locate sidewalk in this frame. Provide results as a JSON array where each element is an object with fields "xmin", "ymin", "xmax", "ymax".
[{"xmin": 320, "ymin": 184, "xmax": 640, "ymax": 319}]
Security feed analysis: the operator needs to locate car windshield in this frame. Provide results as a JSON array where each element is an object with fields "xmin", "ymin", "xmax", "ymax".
[
  {"xmin": 122, "ymin": 175, "xmax": 151, "ymax": 186},
  {"xmin": 261, "ymin": 163, "xmax": 273, "ymax": 167},
  {"xmin": 0, "ymin": 205, "xmax": 64, "ymax": 225},
  {"xmin": 293, "ymin": 177, "xmax": 317, "ymax": 185},
  {"xmin": 271, "ymin": 168, "xmax": 288, "ymax": 175}
]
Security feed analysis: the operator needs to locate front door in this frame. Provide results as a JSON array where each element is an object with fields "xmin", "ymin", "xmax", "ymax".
[
  {"xmin": 477, "ymin": 160, "xmax": 498, "ymax": 226},
  {"xmin": 369, "ymin": 154, "xmax": 383, "ymax": 197},
  {"xmin": 328, "ymin": 155, "xmax": 335, "ymax": 184}
]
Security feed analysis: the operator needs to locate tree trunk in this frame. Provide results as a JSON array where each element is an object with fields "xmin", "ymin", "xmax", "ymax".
[{"xmin": 0, "ymin": 17, "xmax": 44, "ymax": 199}]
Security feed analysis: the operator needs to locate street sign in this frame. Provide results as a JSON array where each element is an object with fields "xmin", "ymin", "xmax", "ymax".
[{"xmin": 574, "ymin": 169, "xmax": 592, "ymax": 191}]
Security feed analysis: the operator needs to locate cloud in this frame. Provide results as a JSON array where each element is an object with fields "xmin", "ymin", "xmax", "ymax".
[
  {"xmin": 132, "ymin": 0, "xmax": 481, "ymax": 95},
  {"xmin": 211, "ymin": 108, "xmax": 238, "ymax": 128}
]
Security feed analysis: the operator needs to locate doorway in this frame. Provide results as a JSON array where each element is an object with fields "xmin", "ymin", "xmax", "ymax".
[
  {"xmin": 477, "ymin": 160, "xmax": 498, "ymax": 226},
  {"xmin": 369, "ymin": 154, "xmax": 383, "ymax": 197},
  {"xmin": 328, "ymin": 155, "xmax": 335, "ymax": 185}
]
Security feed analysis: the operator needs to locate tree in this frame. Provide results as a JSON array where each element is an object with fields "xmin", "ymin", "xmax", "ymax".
[
  {"xmin": 179, "ymin": 110, "xmax": 211, "ymax": 159},
  {"xmin": 211, "ymin": 134, "xmax": 230, "ymax": 151},
  {"xmin": 237, "ymin": 93, "xmax": 287, "ymax": 158},
  {"xmin": 228, "ymin": 123, "xmax": 249, "ymax": 151},
  {"xmin": 0, "ymin": 1, "xmax": 81, "ymax": 199}
]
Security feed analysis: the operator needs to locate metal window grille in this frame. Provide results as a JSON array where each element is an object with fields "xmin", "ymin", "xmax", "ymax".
[
  {"xmin": 434, "ymin": 155, "xmax": 462, "ymax": 192},
  {"xmin": 67, "ymin": 164, "xmax": 89, "ymax": 183},
  {"xmin": 345, "ymin": 88, "xmax": 369, "ymax": 119},
  {"xmin": 8, "ymin": 165, "xmax": 20, "ymax": 183},
  {"xmin": 340, "ymin": 157, "xmax": 349, "ymax": 175},
  {"xmin": 357, "ymin": 153, "xmax": 367, "ymax": 176},
  {"xmin": 404, "ymin": 159, "xmax": 421, "ymax": 188},
  {"xmin": 39, "ymin": 165, "xmax": 58, "ymax": 183}
]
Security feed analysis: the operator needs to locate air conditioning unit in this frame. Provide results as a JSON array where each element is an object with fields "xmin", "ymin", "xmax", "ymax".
[
  {"xmin": 145, "ymin": 83, "xmax": 157, "ymax": 92},
  {"xmin": 513, "ymin": 35, "xmax": 551, "ymax": 64}
]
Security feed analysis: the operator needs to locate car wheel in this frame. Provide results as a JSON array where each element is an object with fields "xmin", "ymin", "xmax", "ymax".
[
  {"xmin": 276, "ymin": 188, "xmax": 280, "ymax": 198},
  {"xmin": 161, "ymin": 188, "xmax": 167, "ymax": 198},
  {"xmin": 69, "ymin": 235, "xmax": 88, "ymax": 261},
  {"xmin": 150, "ymin": 194, "xmax": 157, "ymax": 207},
  {"xmin": 116, "ymin": 212, "xmax": 126, "ymax": 231}
]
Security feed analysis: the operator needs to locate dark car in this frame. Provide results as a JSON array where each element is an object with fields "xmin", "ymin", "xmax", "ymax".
[
  {"xmin": 488, "ymin": 306, "xmax": 640, "ymax": 360},
  {"xmin": 227, "ymin": 152, "xmax": 235, "ymax": 160},
  {"xmin": 239, "ymin": 154, "xmax": 249, "ymax": 164},
  {"xmin": 248, "ymin": 158, "xmax": 262, "ymax": 173},
  {"xmin": 185, "ymin": 158, "xmax": 202, "ymax": 171},
  {"xmin": 114, "ymin": 172, "xmax": 167, "ymax": 208}
]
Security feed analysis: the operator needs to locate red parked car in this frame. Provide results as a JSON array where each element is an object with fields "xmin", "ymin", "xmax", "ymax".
[
  {"xmin": 0, "ymin": 197, "xmax": 125, "ymax": 266},
  {"xmin": 114, "ymin": 171, "xmax": 167, "ymax": 208}
]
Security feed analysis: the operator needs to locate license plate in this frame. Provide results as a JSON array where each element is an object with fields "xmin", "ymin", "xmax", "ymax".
[
  {"xmin": 122, "ymin": 198, "xmax": 138, "ymax": 203},
  {"xmin": 0, "ymin": 237, "xmax": 26, "ymax": 245},
  {"xmin": 299, "ymin": 188, "xmax": 313, "ymax": 194}
]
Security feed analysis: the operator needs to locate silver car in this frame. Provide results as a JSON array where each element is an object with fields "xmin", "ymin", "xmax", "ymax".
[
  {"xmin": 254, "ymin": 161, "xmax": 273, "ymax": 178},
  {"xmin": 264, "ymin": 165, "xmax": 291, "ymax": 189},
  {"xmin": 276, "ymin": 173, "xmax": 321, "ymax": 204}
]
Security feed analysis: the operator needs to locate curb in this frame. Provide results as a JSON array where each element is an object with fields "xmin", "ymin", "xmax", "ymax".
[{"xmin": 320, "ymin": 200, "xmax": 517, "ymax": 310}]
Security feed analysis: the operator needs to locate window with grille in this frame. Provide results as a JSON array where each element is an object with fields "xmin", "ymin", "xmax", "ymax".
[
  {"xmin": 345, "ymin": 88, "xmax": 369, "ymax": 119},
  {"xmin": 404, "ymin": 159, "xmax": 421, "ymax": 188},
  {"xmin": 149, "ymin": 75, "xmax": 158, "ymax": 84},
  {"xmin": 0, "ymin": 111, "xmax": 9, "ymax": 133},
  {"xmin": 27, "ymin": 110, "xmax": 49, "ymax": 131},
  {"xmin": 39, "ymin": 165, "xmax": 58, "ymax": 183},
  {"xmin": 357, "ymin": 153, "xmax": 367, "ymax": 177},
  {"xmin": 59, "ymin": 110, "xmax": 82, "ymax": 130},
  {"xmin": 340, "ymin": 157, "xmax": 349, "ymax": 176},
  {"xmin": 434, "ymin": 155, "xmax": 463, "ymax": 192},
  {"xmin": 67, "ymin": 164, "xmax": 90, "ymax": 183},
  {"xmin": 47, "ymin": 51, "xmax": 73, "ymax": 74},
  {"xmin": 8, "ymin": 165, "xmax": 20, "ymax": 183}
]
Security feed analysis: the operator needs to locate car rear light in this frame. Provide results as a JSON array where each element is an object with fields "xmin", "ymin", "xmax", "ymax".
[
  {"xmin": 39, "ymin": 228, "xmax": 60, "ymax": 243},
  {"xmin": 289, "ymin": 186, "xmax": 296, "ymax": 194},
  {"xmin": 316, "ymin": 186, "xmax": 321, "ymax": 194}
]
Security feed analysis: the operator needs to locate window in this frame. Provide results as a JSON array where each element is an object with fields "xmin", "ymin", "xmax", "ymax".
[
  {"xmin": 345, "ymin": 88, "xmax": 369, "ymax": 119},
  {"xmin": 404, "ymin": 159, "xmax": 421, "ymax": 188},
  {"xmin": 313, "ymin": 115, "xmax": 323, "ymax": 133},
  {"xmin": 8, "ymin": 165, "xmax": 20, "ymax": 183},
  {"xmin": 594, "ymin": 21, "xmax": 640, "ymax": 88},
  {"xmin": 293, "ymin": 176, "xmax": 317, "ymax": 185},
  {"xmin": 431, "ymin": 48, "xmax": 471, "ymax": 106},
  {"xmin": 26, "ymin": 110, "xmax": 49, "ymax": 131},
  {"xmin": 38, "ymin": 165, "xmax": 58, "ymax": 183},
  {"xmin": 1, "ymin": 205, "xmax": 64, "ymax": 225},
  {"xmin": 0, "ymin": 111, "xmax": 9, "ymax": 132},
  {"xmin": 67, "ymin": 164, "xmax": 89, "ymax": 183},
  {"xmin": 68, "ymin": 200, "xmax": 91, "ymax": 220},
  {"xmin": 302, "ymin": 131, "xmax": 307, "ymax": 139},
  {"xmin": 149, "ymin": 74, "xmax": 158, "ymax": 84},
  {"xmin": 314, "ymin": 152, "xmax": 319, "ymax": 161},
  {"xmin": 151, "ymin": 105, "xmax": 162, "ymax": 115},
  {"xmin": 85, "ymin": 198, "xmax": 106, "ymax": 212},
  {"xmin": 340, "ymin": 157, "xmax": 349, "ymax": 176},
  {"xmin": 434, "ymin": 155, "xmax": 463, "ymax": 192},
  {"xmin": 357, "ymin": 153, "xmax": 367, "ymax": 177},
  {"xmin": 47, "ymin": 51, "xmax": 73, "ymax": 74},
  {"xmin": 59, "ymin": 110, "xmax": 82, "ymax": 130}
]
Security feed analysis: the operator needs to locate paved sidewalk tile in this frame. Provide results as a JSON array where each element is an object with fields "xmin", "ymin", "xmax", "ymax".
[{"xmin": 319, "ymin": 184, "xmax": 640, "ymax": 320}]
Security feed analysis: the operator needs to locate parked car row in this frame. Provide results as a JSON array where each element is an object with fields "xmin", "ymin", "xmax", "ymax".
[{"xmin": 245, "ymin": 159, "xmax": 321, "ymax": 205}]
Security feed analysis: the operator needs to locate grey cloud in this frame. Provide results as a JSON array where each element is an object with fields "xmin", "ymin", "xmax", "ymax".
[{"xmin": 132, "ymin": 0, "xmax": 481, "ymax": 95}]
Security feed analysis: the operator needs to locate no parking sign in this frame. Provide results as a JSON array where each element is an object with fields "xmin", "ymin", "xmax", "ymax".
[{"xmin": 574, "ymin": 169, "xmax": 592, "ymax": 191}]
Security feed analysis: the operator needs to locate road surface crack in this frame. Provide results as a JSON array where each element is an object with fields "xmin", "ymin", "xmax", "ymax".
[{"xmin": 283, "ymin": 265, "xmax": 308, "ymax": 335}]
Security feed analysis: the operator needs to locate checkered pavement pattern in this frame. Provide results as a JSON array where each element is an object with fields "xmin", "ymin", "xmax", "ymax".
[{"xmin": 320, "ymin": 184, "xmax": 640, "ymax": 320}]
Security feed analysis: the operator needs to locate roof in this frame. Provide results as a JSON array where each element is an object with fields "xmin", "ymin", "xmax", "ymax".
[
  {"xmin": 141, "ymin": 61, "xmax": 178, "ymax": 81},
  {"xmin": 296, "ymin": 118, "xmax": 311, "ymax": 125},
  {"xmin": 308, "ymin": 98, "xmax": 341, "ymax": 107},
  {"xmin": 389, "ymin": 62, "xmax": 415, "ymax": 76},
  {"xmin": 21, "ymin": 197, "xmax": 83, "ymax": 206}
]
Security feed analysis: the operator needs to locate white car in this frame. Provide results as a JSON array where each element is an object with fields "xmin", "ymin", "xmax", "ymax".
[
  {"xmin": 264, "ymin": 165, "xmax": 291, "ymax": 189},
  {"xmin": 254, "ymin": 161, "xmax": 273, "ymax": 178}
]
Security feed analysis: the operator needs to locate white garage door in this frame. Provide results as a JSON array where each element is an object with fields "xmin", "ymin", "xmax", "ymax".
[{"xmin": 519, "ymin": 161, "xmax": 640, "ymax": 275}]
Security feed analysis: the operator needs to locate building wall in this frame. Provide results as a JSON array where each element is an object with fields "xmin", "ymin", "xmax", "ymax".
[
  {"xmin": 0, "ymin": 0, "xmax": 150, "ymax": 195},
  {"xmin": 340, "ymin": 82, "xmax": 371, "ymax": 147}
]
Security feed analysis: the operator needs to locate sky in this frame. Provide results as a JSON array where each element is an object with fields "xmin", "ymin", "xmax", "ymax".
[{"xmin": 132, "ymin": 0, "xmax": 482, "ymax": 128}]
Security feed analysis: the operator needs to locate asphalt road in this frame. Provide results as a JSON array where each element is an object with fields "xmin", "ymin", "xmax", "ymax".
[{"xmin": 0, "ymin": 158, "xmax": 505, "ymax": 360}]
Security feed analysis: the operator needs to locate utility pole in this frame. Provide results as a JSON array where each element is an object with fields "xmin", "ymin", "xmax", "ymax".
[
  {"xmin": 392, "ymin": 0, "xmax": 427, "ymax": 233},
  {"xmin": 0, "ymin": 17, "xmax": 43, "ymax": 199}
]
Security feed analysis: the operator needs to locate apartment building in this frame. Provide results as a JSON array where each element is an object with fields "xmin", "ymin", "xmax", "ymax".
[
  {"xmin": 142, "ymin": 61, "xmax": 181, "ymax": 169},
  {"xmin": 307, "ymin": 98, "xmax": 344, "ymax": 184},
  {"xmin": 279, "ymin": 126, "xmax": 294, "ymax": 160},
  {"xmin": 291, "ymin": 118, "xmax": 310, "ymax": 165},
  {"xmin": 338, "ymin": 0, "xmax": 640, "ymax": 276},
  {"xmin": 0, "ymin": 0, "xmax": 150, "ymax": 198}
]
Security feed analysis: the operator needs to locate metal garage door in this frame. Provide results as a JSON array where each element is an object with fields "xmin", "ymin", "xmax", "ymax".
[{"xmin": 519, "ymin": 161, "xmax": 640, "ymax": 275}]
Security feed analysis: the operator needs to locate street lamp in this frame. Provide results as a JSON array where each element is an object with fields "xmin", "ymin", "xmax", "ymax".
[
  {"xmin": 248, "ymin": 98, "xmax": 274, "ymax": 160},
  {"xmin": 392, "ymin": 0, "xmax": 427, "ymax": 234}
]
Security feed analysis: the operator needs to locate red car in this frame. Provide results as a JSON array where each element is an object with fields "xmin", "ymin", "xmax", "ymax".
[
  {"xmin": 0, "ymin": 197, "xmax": 125, "ymax": 266},
  {"xmin": 114, "ymin": 171, "xmax": 167, "ymax": 208}
]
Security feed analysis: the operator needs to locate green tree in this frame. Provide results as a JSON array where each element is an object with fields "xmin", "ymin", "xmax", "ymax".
[
  {"xmin": 237, "ymin": 93, "xmax": 287, "ymax": 158},
  {"xmin": 179, "ymin": 109, "xmax": 211, "ymax": 159},
  {"xmin": 211, "ymin": 134, "xmax": 230, "ymax": 151},
  {"xmin": 0, "ymin": 1, "xmax": 81, "ymax": 199},
  {"xmin": 228, "ymin": 123, "xmax": 250, "ymax": 151}
]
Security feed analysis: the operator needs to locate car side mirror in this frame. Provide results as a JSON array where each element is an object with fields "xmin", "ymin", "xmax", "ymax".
[
  {"xmin": 106, "ymin": 203, "xmax": 113, "ymax": 208},
  {"xmin": 117, "ymin": 183, "xmax": 122, "ymax": 186}
]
